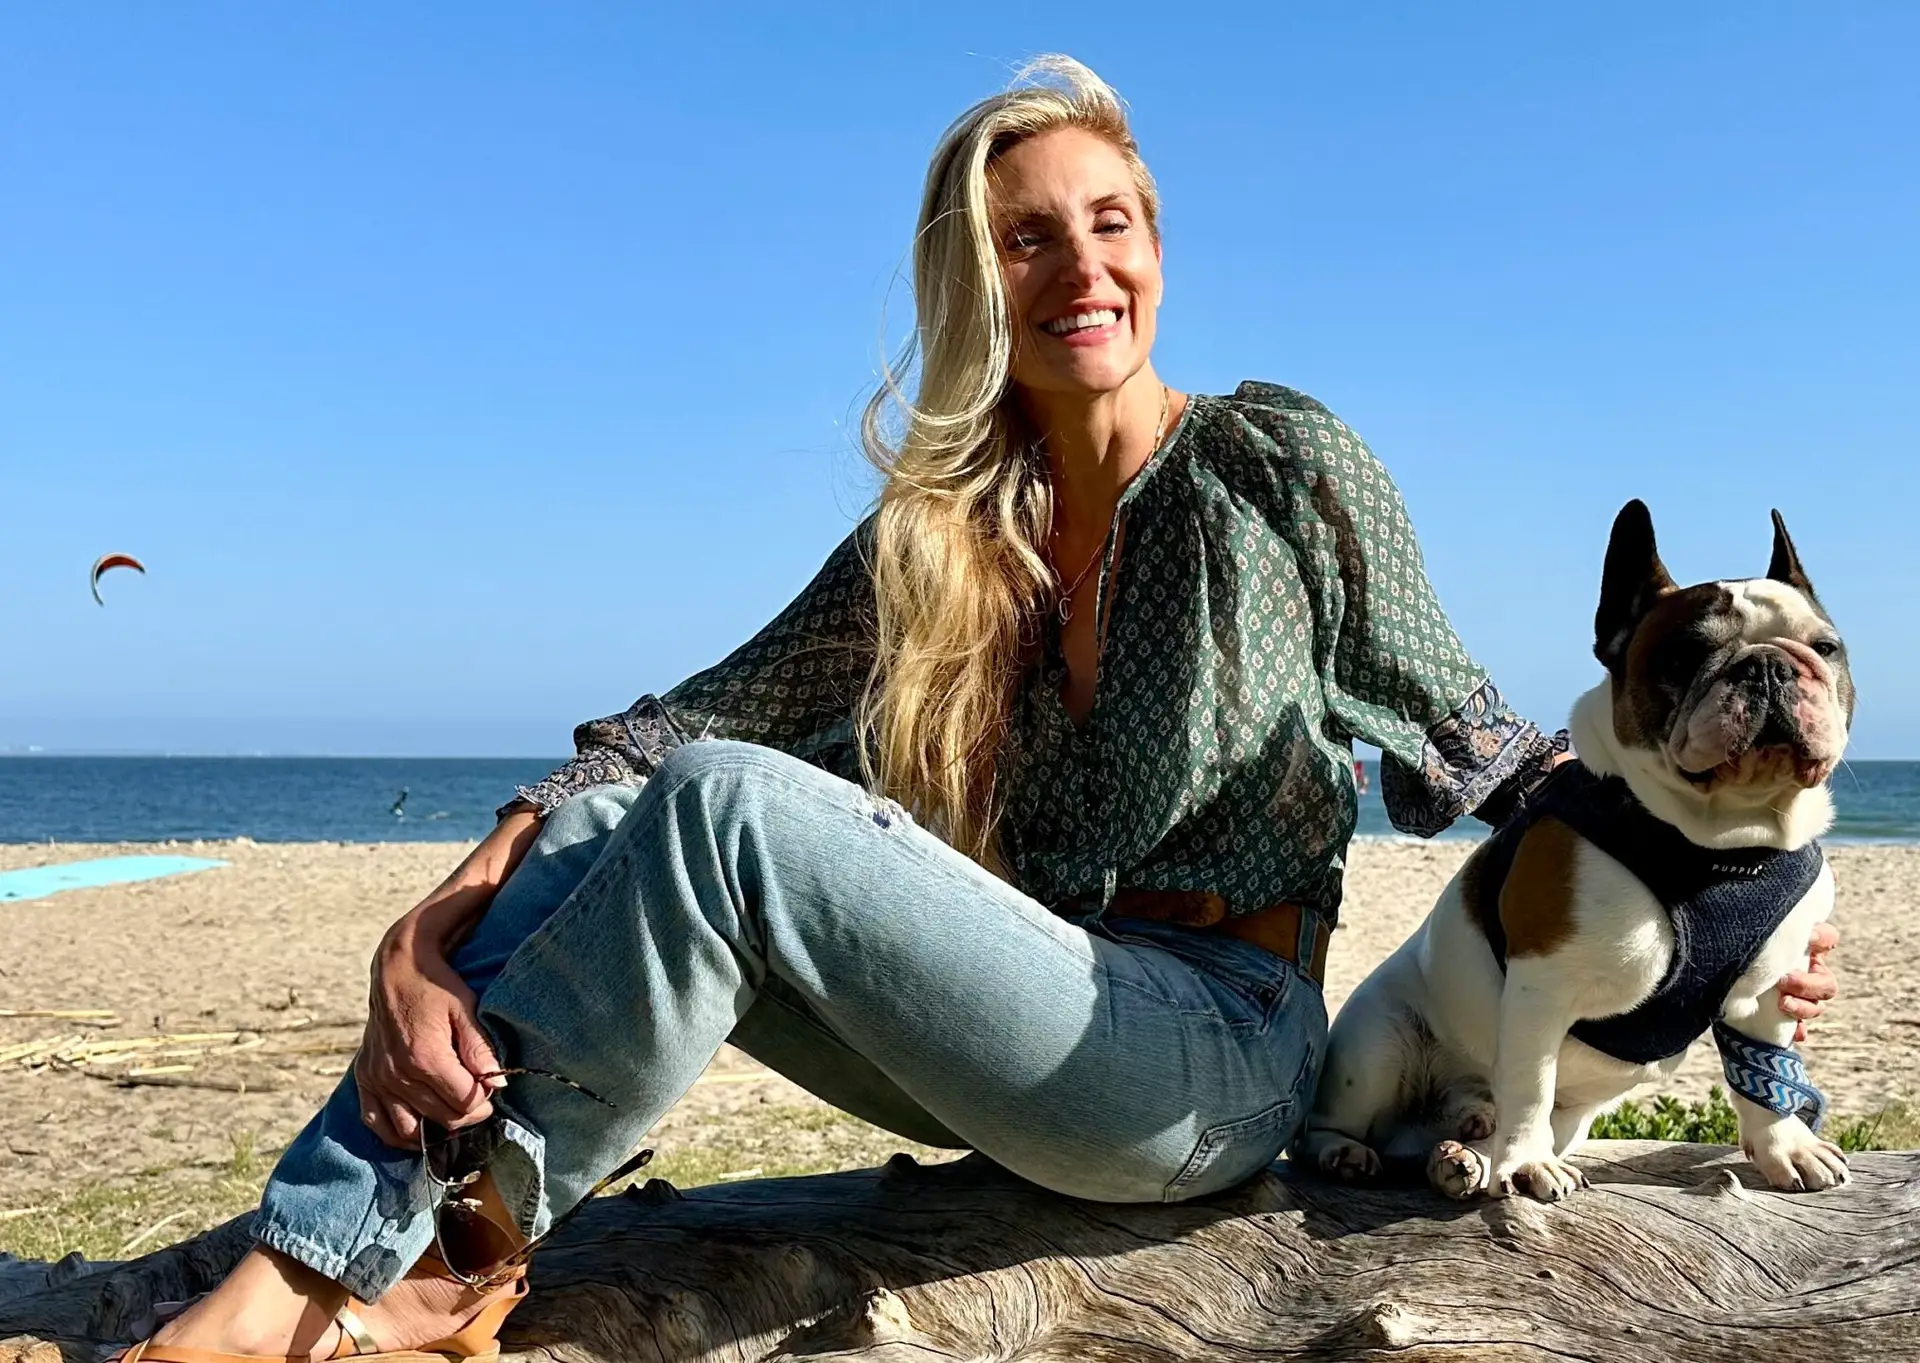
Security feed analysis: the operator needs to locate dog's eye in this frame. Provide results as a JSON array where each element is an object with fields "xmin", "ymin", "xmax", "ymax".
[{"xmin": 1812, "ymin": 638, "xmax": 1841, "ymax": 658}]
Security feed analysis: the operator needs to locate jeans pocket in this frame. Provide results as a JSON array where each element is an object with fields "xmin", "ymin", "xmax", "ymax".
[
  {"xmin": 1099, "ymin": 917, "xmax": 1297, "ymax": 1038},
  {"xmin": 1162, "ymin": 1037, "xmax": 1319, "ymax": 1202}
]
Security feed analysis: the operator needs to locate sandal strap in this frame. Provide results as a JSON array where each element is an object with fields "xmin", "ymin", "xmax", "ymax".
[
  {"xmin": 413, "ymin": 1274, "xmax": 528, "ymax": 1359},
  {"xmin": 316, "ymin": 1266, "xmax": 527, "ymax": 1362},
  {"xmin": 331, "ymin": 1303, "xmax": 381, "ymax": 1358}
]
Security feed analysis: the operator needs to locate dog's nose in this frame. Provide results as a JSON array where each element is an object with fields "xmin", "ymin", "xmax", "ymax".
[
  {"xmin": 1763, "ymin": 651, "xmax": 1799, "ymax": 709},
  {"xmin": 1744, "ymin": 649, "xmax": 1803, "ymax": 748},
  {"xmin": 1730, "ymin": 650, "xmax": 1797, "ymax": 691},
  {"xmin": 1730, "ymin": 653, "xmax": 1769, "ymax": 686}
]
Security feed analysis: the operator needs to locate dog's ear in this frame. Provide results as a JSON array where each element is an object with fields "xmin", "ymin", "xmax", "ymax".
[
  {"xmin": 1767, "ymin": 509, "xmax": 1817, "ymax": 599},
  {"xmin": 1595, "ymin": 499, "xmax": 1675, "ymax": 675}
]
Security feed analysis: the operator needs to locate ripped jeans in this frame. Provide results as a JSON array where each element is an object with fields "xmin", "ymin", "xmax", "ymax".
[{"xmin": 253, "ymin": 740, "xmax": 1328, "ymax": 1300}]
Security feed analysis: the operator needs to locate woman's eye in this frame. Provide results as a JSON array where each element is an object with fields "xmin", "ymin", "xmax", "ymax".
[{"xmin": 1095, "ymin": 215, "xmax": 1129, "ymax": 235}]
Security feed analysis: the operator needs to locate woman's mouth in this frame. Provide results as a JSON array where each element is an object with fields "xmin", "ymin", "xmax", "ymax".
[{"xmin": 1040, "ymin": 307, "xmax": 1122, "ymax": 344}]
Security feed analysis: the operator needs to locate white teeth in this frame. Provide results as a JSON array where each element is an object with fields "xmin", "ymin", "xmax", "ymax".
[{"xmin": 1044, "ymin": 308, "xmax": 1119, "ymax": 335}]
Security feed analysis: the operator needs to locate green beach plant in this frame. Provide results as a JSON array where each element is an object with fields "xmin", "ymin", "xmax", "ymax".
[{"xmin": 1589, "ymin": 1087, "xmax": 1907, "ymax": 1152}]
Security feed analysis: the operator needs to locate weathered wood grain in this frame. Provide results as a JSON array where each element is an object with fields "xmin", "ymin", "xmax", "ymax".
[{"xmin": 3, "ymin": 1142, "xmax": 1917, "ymax": 1362}]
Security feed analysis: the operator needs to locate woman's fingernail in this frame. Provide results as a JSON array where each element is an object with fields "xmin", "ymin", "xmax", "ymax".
[{"xmin": 486, "ymin": 1075, "xmax": 507, "ymax": 1090}]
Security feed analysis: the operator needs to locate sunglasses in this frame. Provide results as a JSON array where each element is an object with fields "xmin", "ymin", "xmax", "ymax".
[{"xmin": 419, "ymin": 1066, "xmax": 652, "ymax": 1288}]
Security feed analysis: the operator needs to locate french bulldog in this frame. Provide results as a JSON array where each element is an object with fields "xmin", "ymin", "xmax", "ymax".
[{"xmin": 1301, "ymin": 499, "xmax": 1852, "ymax": 1200}]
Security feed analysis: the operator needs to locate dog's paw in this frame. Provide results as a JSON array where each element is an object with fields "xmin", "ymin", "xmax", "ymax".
[
  {"xmin": 1426, "ymin": 1139, "xmax": 1488, "ymax": 1199},
  {"xmin": 1312, "ymin": 1137, "xmax": 1382, "ymax": 1183},
  {"xmin": 1745, "ymin": 1120, "xmax": 1850, "ymax": 1192},
  {"xmin": 1489, "ymin": 1150, "xmax": 1588, "ymax": 1202},
  {"xmin": 1437, "ymin": 1079, "xmax": 1496, "ymax": 1143},
  {"xmin": 1453, "ymin": 1103, "xmax": 1496, "ymax": 1142}
]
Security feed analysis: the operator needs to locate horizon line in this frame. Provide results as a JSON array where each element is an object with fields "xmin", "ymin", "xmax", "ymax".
[
  {"xmin": 3, "ymin": 750, "xmax": 1917, "ymax": 765},
  {"xmin": 0, "ymin": 750, "xmax": 569, "ymax": 761}
]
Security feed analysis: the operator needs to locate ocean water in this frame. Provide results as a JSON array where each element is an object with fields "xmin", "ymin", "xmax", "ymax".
[
  {"xmin": 1355, "ymin": 759, "xmax": 1920, "ymax": 844},
  {"xmin": 0, "ymin": 756, "xmax": 1916, "ymax": 845},
  {"xmin": 0, "ymin": 757, "xmax": 558, "ymax": 843}
]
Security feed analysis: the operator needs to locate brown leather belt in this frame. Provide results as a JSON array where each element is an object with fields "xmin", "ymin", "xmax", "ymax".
[{"xmin": 1096, "ymin": 888, "xmax": 1330, "ymax": 985}]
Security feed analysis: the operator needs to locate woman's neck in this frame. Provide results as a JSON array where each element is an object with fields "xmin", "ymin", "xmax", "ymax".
[{"xmin": 1021, "ymin": 369, "xmax": 1179, "ymax": 542}]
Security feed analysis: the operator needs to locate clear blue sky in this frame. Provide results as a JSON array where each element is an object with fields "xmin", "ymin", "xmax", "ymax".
[{"xmin": 3, "ymin": 4, "xmax": 1914, "ymax": 757}]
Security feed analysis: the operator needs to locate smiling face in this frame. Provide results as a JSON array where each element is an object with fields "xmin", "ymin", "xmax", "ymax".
[
  {"xmin": 1595, "ymin": 501, "xmax": 1854, "ymax": 807},
  {"xmin": 988, "ymin": 126, "xmax": 1163, "ymax": 401}
]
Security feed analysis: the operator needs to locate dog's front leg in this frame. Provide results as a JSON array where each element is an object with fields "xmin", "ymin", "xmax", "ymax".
[
  {"xmin": 1487, "ymin": 962, "xmax": 1587, "ymax": 1201},
  {"xmin": 1550, "ymin": 1103, "xmax": 1602, "ymax": 1159},
  {"xmin": 1720, "ymin": 984, "xmax": 1849, "ymax": 1192}
]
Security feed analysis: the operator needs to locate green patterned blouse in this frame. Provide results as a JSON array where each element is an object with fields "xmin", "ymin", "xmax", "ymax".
[{"xmin": 509, "ymin": 382, "xmax": 1560, "ymax": 924}]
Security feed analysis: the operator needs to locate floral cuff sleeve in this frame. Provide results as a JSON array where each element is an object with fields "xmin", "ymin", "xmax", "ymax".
[
  {"xmin": 1378, "ymin": 680, "xmax": 1570, "ymax": 838},
  {"xmin": 496, "ymin": 694, "xmax": 691, "ymax": 819}
]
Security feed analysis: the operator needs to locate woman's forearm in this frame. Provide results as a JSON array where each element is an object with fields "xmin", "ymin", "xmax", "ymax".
[{"xmin": 383, "ymin": 806, "xmax": 543, "ymax": 958}]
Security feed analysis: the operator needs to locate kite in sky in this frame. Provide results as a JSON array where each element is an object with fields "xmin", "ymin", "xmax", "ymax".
[{"xmin": 89, "ymin": 553, "xmax": 146, "ymax": 606}]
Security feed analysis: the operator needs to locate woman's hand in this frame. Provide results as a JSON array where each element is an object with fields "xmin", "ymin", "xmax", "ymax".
[
  {"xmin": 355, "ymin": 926, "xmax": 504, "ymax": 1147},
  {"xmin": 353, "ymin": 806, "xmax": 543, "ymax": 1148},
  {"xmin": 1778, "ymin": 921, "xmax": 1840, "ymax": 1044}
]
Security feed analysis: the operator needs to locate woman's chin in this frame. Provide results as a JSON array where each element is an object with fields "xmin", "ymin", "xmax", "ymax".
[{"xmin": 1016, "ymin": 357, "xmax": 1147, "ymax": 399}]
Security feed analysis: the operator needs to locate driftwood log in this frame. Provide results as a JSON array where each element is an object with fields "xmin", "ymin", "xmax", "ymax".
[{"xmin": 3, "ymin": 1141, "xmax": 1917, "ymax": 1362}]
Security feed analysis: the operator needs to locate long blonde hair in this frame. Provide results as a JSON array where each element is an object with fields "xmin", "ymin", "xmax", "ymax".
[{"xmin": 856, "ymin": 56, "xmax": 1162, "ymax": 869}]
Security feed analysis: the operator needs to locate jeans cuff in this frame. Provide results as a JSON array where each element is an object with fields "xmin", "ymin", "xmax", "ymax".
[{"xmin": 252, "ymin": 1218, "xmax": 398, "ymax": 1303}]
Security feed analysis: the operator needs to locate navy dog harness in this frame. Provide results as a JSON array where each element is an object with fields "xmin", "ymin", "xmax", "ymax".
[{"xmin": 1475, "ymin": 761, "xmax": 1828, "ymax": 1128}]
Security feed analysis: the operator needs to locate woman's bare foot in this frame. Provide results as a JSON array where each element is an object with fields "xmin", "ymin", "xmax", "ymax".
[
  {"xmin": 145, "ymin": 1176, "xmax": 525, "ymax": 1359},
  {"xmin": 146, "ymin": 1249, "xmax": 510, "ymax": 1359},
  {"xmin": 146, "ymin": 1248, "xmax": 346, "ymax": 1358}
]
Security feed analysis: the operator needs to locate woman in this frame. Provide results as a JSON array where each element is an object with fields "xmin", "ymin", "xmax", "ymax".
[{"xmin": 134, "ymin": 57, "xmax": 1838, "ymax": 1361}]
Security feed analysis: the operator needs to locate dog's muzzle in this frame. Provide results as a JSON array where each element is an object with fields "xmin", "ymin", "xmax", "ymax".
[{"xmin": 1728, "ymin": 648, "xmax": 1804, "ymax": 749}]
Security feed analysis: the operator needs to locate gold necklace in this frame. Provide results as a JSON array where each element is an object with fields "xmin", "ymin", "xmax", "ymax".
[{"xmin": 1054, "ymin": 384, "xmax": 1171, "ymax": 624}]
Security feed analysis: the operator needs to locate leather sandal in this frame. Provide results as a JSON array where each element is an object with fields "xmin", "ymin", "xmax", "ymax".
[
  {"xmin": 328, "ymin": 1258, "xmax": 528, "ymax": 1363},
  {"xmin": 120, "ymin": 1250, "xmax": 529, "ymax": 1363},
  {"xmin": 118, "ymin": 1141, "xmax": 591, "ymax": 1363}
]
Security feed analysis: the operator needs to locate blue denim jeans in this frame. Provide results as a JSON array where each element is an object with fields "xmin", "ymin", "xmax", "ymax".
[{"xmin": 254, "ymin": 741, "xmax": 1328, "ymax": 1300}]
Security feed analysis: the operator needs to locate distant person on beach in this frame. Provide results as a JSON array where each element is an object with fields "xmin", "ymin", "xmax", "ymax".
[
  {"xmin": 1353, "ymin": 759, "xmax": 1368, "ymax": 795},
  {"xmin": 140, "ymin": 57, "xmax": 1842, "ymax": 1360}
]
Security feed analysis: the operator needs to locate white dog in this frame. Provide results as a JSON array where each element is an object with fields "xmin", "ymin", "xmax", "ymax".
[{"xmin": 1301, "ymin": 500, "xmax": 1852, "ymax": 1200}]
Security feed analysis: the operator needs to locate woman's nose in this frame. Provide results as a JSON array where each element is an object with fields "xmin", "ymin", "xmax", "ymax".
[{"xmin": 1057, "ymin": 231, "xmax": 1104, "ymax": 286}]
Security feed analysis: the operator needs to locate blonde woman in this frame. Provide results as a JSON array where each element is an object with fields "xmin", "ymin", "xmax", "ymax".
[{"xmin": 132, "ymin": 56, "xmax": 1838, "ymax": 1362}]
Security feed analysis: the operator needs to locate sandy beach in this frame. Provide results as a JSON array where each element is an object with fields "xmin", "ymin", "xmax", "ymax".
[{"xmin": 2, "ymin": 837, "xmax": 1915, "ymax": 1259}]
